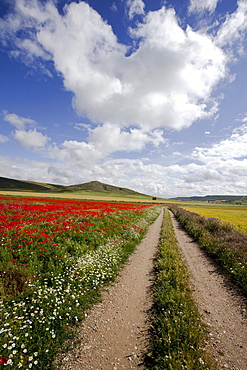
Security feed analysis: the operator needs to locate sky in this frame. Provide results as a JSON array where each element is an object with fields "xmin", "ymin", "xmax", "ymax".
[{"xmin": 0, "ymin": 0, "xmax": 247, "ymax": 198}]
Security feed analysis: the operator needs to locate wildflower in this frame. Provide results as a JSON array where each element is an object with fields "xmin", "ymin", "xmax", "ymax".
[
  {"xmin": 198, "ymin": 358, "xmax": 205, "ymax": 365},
  {"xmin": 0, "ymin": 357, "xmax": 8, "ymax": 364}
]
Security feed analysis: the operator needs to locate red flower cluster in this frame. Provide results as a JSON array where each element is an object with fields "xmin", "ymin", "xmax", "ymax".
[
  {"xmin": 0, "ymin": 196, "xmax": 153, "ymax": 274},
  {"xmin": 0, "ymin": 357, "xmax": 8, "ymax": 364}
]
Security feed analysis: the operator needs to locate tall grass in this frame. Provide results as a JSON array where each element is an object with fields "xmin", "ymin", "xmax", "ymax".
[
  {"xmin": 145, "ymin": 208, "xmax": 214, "ymax": 369},
  {"xmin": 169, "ymin": 206, "xmax": 247, "ymax": 295}
]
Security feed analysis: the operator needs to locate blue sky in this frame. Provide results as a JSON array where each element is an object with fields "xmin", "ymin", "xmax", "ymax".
[{"xmin": 0, "ymin": 0, "xmax": 247, "ymax": 198}]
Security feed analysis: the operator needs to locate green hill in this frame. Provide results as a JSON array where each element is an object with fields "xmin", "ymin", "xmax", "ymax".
[
  {"xmin": 0, "ymin": 176, "xmax": 150, "ymax": 198},
  {"xmin": 0, "ymin": 176, "xmax": 63, "ymax": 192}
]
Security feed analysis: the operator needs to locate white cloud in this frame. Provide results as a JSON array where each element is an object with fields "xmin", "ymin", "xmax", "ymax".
[
  {"xmin": 88, "ymin": 124, "xmax": 165, "ymax": 155},
  {"xmin": 1, "ymin": 124, "xmax": 247, "ymax": 198},
  {"xmin": 47, "ymin": 123, "xmax": 165, "ymax": 170},
  {"xmin": 0, "ymin": 134, "xmax": 9, "ymax": 143},
  {"xmin": 127, "ymin": 0, "xmax": 145, "ymax": 20},
  {"xmin": 13, "ymin": 129, "xmax": 50, "ymax": 148},
  {"xmin": 0, "ymin": 1, "xmax": 228, "ymax": 131},
  {"xmin": 192, "ymin": 124, "xmax": 247, "ymax": 162},
  {"xmin": 216, "ymin": 0, "xmax": 247, "ymax": 49},
  {"xmin": 3, "ymin": 112, "xmax": 36, "ymax": 129},
  {"xmin": 188, "ymin": 0, "xmax": 220, "ymax": 14},
  {"xmin": 1, "ymin": 2, "xmax": 247, "ymax": 198}
]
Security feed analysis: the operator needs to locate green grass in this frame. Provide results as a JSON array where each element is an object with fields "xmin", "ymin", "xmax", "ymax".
[{"xmin": 145, "ymin": 208, "xmax": 214, "ymax": 370}]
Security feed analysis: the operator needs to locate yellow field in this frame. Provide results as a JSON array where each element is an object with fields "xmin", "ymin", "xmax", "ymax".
[{"xmin": 181, "ymin": 203, "xmax": 247, "ymax": 234}]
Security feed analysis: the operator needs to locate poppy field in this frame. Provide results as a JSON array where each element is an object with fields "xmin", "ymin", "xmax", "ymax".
[{"xmin": 0, "ymin": 195, "xmax": 160, "ymax": 368}]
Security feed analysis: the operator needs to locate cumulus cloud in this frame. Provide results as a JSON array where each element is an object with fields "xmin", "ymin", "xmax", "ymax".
[
  {"xmin": 1, "ymin": 1, "xmax": 247, "ymax": 198},
  {"xmin": 1, "ymin": 124, "xmax": 247, "ymax": 197},
  {"xmin": 0, "ymin": 134, "xmax": 9, "ymax": 143},
  {"xmin": 216, "ymin": 0, "xmax": 247, "ymax": 49},
  {"xmin": 127, "ymin": 0, "xmax": 145, "ymax": 19},
  {"xmin": 3, "ymin": 112, "xmax": 50, "ymax": 150},
  {"xmin": 0, "ymin": 0, "xmax": 229, "ymax": 131},
  {"xmin": 13, "ymin": 129, "xmax": 50, "ymax": 148},
  {"xmin": 3, "ymin": 111, "xmax": 36, "ymax": 129},
  {"xmin": 88, "ymin": 124, "xmax": 165, "ymax": 155},
  {"xmin": 46, "ymin": 124, "xmax": 165, "ymax": 170},
  {"xmin": 192, "ymin": 124, "xmax": 247, "ymax": 162},
  {"xmin": 188, "ymin": 0, "xmax": 220, "ymax": 14}
]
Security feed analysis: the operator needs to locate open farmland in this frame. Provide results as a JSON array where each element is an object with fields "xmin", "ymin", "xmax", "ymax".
[
  {"xmin": 0, "ymin": 190, "xmax": 164, "ymax": 204},
  {"xmin": 180, "ymin": 203, "xmax": 247, "ymax": 234},
  {"xmin": 0, "ymin": 195, "xmax": 160, "ymax": 369}
]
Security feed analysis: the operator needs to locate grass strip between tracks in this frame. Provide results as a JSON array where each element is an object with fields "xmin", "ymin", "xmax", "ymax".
[{"xmin": 145, "ymin": 208, "xmax": 215, "ymax": 370}]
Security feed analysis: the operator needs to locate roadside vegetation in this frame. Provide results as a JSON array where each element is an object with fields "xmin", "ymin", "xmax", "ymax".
[
  {"xmin": 145, "ymin": 208, "xmax": 213, "ymax": 370},
  {"xmin": 181, "ymin": 204, "xmax": 247, "ymax": 234},
  {"xmin": 169, "ymin": 205, "xmax": 247, "ymax": 296},
  {"xmin": 0, "ymin": 195, "xmax": 160, "ymax": 369}
]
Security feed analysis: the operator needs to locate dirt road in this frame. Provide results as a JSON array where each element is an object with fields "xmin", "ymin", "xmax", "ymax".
[
  {"xmin": 170, "ymin": 211, "xmax": 247, "ymax": 370},
  {"xmin": 58, "ymin": 209, "xmax": 164, "ymax": 369},
  {"xmin": 57, "ymin": 209, "xmax": 247, "ymax": 370}
]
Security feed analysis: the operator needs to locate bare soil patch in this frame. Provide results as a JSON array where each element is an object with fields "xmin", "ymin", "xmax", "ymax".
[
  {"xmin": 169, "ymin": 211, "xmax": 247, "ymax": 370},
  {"xmin": 57, "ymin": 209, "xmax": 164, "ymax": 370}
]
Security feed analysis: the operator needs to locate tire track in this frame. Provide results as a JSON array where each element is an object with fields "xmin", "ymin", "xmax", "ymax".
[
  {"xmin": 170, "ymin": 211, "xmax": 247, "ymax": 370},
  {"xmin": 57, "ymin": 209, "xmax": 163, "ymax": 370}
]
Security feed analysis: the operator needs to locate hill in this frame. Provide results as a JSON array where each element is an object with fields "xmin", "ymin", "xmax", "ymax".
[
  {"xmin": 64, "ymin": 181, "xmax": 146, "ymax": 196},
  {"xmin": 0, "ymin": 176, "xmax": 150, "ymax": 198},
  {"xmin": 171, "ymin": 195, "xmax": 247, "ymax": 204}
]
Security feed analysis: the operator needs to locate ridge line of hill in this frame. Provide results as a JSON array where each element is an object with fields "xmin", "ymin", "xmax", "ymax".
[{"xmin": 0, "ymin": 176, "xmax": 150, "ymax": 198}]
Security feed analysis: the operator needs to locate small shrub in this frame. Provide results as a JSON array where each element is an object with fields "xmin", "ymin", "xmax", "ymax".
[{"xmin": 0, "ymin": 261, "xmax": 30, "ymax": 300}]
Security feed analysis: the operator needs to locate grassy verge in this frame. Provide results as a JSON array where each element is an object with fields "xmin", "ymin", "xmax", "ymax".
[
  {"xmin": 145, "ymin": 208, "xmax": 214, "ymax": 370},
  {"xmin": 169, "ymin": 206, "xmax": 247, "ymax": 296}
]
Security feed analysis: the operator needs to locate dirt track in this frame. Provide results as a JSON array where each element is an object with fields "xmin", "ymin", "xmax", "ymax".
[
  {"xmin": 170, "ymin": 211, "xmax": 247, "ymax": 370},
  {"xmin": 57, "ymin": 209, "xmax": 247, "ymax": 370},
  {"xmin": 58, "ymin": 209, "xmax": 164, "ymax": 369}
]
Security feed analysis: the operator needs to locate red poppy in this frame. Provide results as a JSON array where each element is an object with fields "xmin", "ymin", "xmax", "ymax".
[{"xmin": 0, "ymin": 357, "xmax": 8, "ymax": 364}]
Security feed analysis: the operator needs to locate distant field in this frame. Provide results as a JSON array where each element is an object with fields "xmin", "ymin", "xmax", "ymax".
[
  {"xmin": 181, "ymin": 203, "xmax": 247, "ymax": 234},
  {"xmin": 0, "ymin": 190, "xmax": 165, "ymax": 203}
]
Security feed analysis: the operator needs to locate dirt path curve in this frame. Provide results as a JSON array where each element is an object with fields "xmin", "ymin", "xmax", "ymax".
[
  {"xmin": 58, "ymin": 209, "xmax": 164, "ymax": 370},
  {"xmin": 169, "ymin": 211, "xmax": 247, "ymax": 370}
]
